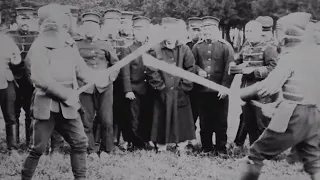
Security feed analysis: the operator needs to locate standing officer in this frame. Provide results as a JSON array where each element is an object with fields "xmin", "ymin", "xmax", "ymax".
[
  {"xmin": 192, "ymin": 16, "xmax": 234, "ymax": 154},
  {"xmin": 229, "ymin": 20, "xmax": 278, "ymax": 146},
  {"xmin": 100, "ymin": 8, "xmax": 126, "ymax": 147},
  {"xmin": 121, "ymin": 16, "xmax": 151, "ymax": 150},
  {"xmin": 0, "ymin": 32, "xmax": 21, "ymax": 157},
  {"xmin": 21, "ymin": 4, "xmax": 103, "ymax": 179},
  {"xmin": 76, "ymin": 10, "xmax": 119, "ymax": 158},
  {"xmin": 6, "ymin": 7, "xmax": 39, "ymax": 147}
]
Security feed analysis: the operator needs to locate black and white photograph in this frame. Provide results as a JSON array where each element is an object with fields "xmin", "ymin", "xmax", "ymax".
[{"xmin": 0, "ymin": 0, "xmax": 320, "ymax": 179}]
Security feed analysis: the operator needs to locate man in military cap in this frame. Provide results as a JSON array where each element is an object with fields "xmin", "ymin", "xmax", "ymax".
[
  {"xmin": 76, "ymin": 10, "xmax": 119, "ymax": 158},
  {"xmin": 229, "ymin": 20, "xmax": 278, "ymax": 147},
  {"xmin": 147, "ymin": 17, "xmax": 196, "ymax": 152},
  {"xmin": 256, "ymin": 16, "xmax": 280, "ymax": 53},
  {"xmin": 120, "ymin": 16, "xmax": 153, "ymax": 150},
  {"xmin": 120, "ymin": 11, "xmax": 134, "ymax": 47},
  {"xmin": 187, "ymin": 17, "xmax": 202, "ymax": 50},
  {"xmin": 100, "ymin": 8, "xmax": 127, "ymax": 147},
  {"xmin": 21, "ymin": 4, "xmax": 104, "ymax": 179},
  {"xmin": 192, "ymin": 16, "xmax": 234, "ymax": 154},
  {"xmin": 237, "ymin": 12, "xmax": 320, "ymax": 180},
  {"xmin": 6, "ymin": 7, "xmax": 39, "ymax": 147},
  {"xmin": 0, "ymin": 31, "xmax": 22, "ymax": 157}
]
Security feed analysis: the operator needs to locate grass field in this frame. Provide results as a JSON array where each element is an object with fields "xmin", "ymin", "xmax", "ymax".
[{"xmin": 0, "ymin": 76, "xmax": 310, "ymax": 180}]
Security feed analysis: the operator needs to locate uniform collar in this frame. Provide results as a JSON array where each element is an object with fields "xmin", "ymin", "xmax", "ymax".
[{"xmin": 18, "ymin": 29, "xmax": 29, "ymax": 35}]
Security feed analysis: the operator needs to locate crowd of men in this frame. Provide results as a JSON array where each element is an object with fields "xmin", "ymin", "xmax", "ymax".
[{"xmin": 1, "ymin": 3, "xmax": 320, "ymax": 180}]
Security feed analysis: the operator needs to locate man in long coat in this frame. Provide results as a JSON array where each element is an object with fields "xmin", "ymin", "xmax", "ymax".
[{"xmin": 147, "ymin": 17, "xmax": 196, "ymax": 152}]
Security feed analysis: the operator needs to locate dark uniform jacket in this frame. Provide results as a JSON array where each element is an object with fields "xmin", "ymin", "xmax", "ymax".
[
  {"xmin": 6, "ymin": 30, "xmax": 38, "ymax": 79},
  {"xmin": 192, "ymin": 39, "xmax": 235, "ymax": 92},
  {"xmin": 121, "ymin": 41, "xmax": 148, "ymax": 95},
  {"xmin": 76, "ymin": 38, "xmax": 119, "ymax": 94}
]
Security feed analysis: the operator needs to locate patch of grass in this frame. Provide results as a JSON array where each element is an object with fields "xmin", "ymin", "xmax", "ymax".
[{"xmin": 0, "ymin": 110, "xmax": 309, "ymax": 180}]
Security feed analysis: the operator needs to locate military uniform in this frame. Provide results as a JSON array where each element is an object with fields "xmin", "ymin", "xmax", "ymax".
[
  {"xmin": 6, "ymin": 7, "xmax": 39, "ymax": 146},
  {"xmin": 230, "ymin": 34, "xmax": 278, "ymax": 145},
  {"xmin": 120, "ymin": 16, "xmax": 152, "ymax": 148},
  {"xmin": 76, "ymin": 12, "xmax": 119, "ymax": 153},
  {"xmin": 0, "ymin": 33, "xmax": 21, "ymax": 151},
  {"xmin": 192, "ymin": 16, "xmax": 234, "ymax": 153},
  {"xmin": 21, "ymin": 5, "xmax": 90, "ymax": 180},
  {"xmin": 238, "ymin": 13, "xmax": 320, "ymax": 180},
  {"xmin": 98, "ymin": 9, "xmax": 127, "ymax": 146}
]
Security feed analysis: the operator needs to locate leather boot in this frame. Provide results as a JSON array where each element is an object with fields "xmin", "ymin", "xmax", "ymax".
[
  {"xmin": 25, "ymin": 119, "xmax": 31, "ymax": 146},
  {"xmin": 70, "ymin": 152, "xmax": 87, "ymax": 180},
  {"xmin": 6, "ymin": 124, "xmax": 18, "ymax": 150},
  {"xmin": 239, "ymin": 157, "xmax": 263, "ymax": 180},
  {"xmin": 21, "ymin": 151, "xmax": 41, "ymax": 180},
  {"xmin": 311, "ymin": 172, "xmax": 320, "ymax": 180}
]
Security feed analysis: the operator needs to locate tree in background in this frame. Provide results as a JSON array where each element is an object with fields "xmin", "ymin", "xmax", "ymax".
[{"xmin": 2, "ymin": 0, "xmax": 320, "ymax": 44}]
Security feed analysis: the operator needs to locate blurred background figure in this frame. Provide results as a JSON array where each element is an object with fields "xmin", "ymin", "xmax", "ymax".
[{"xmin": 6, "ymin": 6, "xmax": 39, "ymax": 148}]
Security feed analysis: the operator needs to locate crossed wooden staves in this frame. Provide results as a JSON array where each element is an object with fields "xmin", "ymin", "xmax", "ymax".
[{"xmin": 77, "ymin": 35, "xmax": 271, "ymax": 116}]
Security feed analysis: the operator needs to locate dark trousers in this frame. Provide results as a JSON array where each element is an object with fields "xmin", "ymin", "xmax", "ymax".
[
  {"xmin": 241, "ymin": 103, "xmax": 263, "ymax": 145},
  {"xmin": 0, "ymin": 81, "xmax": 18, "ymax": 150},
  {"xmin": 122, "ymin": 94, "xmax": 147, "ymax": 146},
  {"xmin": 113, "ymin": 89, "xmax": 126, "ymax": 144},
  {"xmin": 80, "ymin": 86, "xmax": 113, "ymax": 153},
  {"xmin": 198, "ymin": 92, "xmax": 228, "ymax": 150},
  {"xmin": 15, "ymin": 77, "xmax": 34, "ymax": 145},
  {"xmin": 248, "ymin": 105, "xmax": 320, "ymax": 176},
  {"xmin": 0, "ymin": 81, "xmax": 17, "ymax": 125},
  {"xmin": 21, "ymin": 112, "xmax": 87, "ymax": 180},
  {"xmin": 234, "ymin": 113, "xmax": 248, "ymax": 146}
]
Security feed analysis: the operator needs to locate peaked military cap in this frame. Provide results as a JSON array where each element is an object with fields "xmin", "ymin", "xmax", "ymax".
[
  {"xmin": 103, "ymin": 9, "xmax": 121, "ymax": 20},
  {"xmin": 161, "ymin": 17, "xmax": 178, "ymax": 25},
  {"xmin": 201, "ymin": 16, "xmax": 220, "ymax": 27},
  {"xmin": 188, "ymin": 17, "xmax": 202, "ymax": 28},
  {"xmin": 82, "ymin": 11, "xmax": 101, "ymax": 24},
  {"xmin": 256, "ymin": 16, "xmax": 273, "ymax": 31},
  {"xmin": 133, "ymin": 16, "xmax": 151, "ymax": 28},
  {"xmin": 16, "ymin": 7, "xmax": 35, "ymax": 18}
]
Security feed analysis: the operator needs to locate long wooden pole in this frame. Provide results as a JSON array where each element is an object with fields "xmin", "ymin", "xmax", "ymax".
[{"xmin": 141, "ymin": 53, "xmax": 232, "ymax": 94}]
